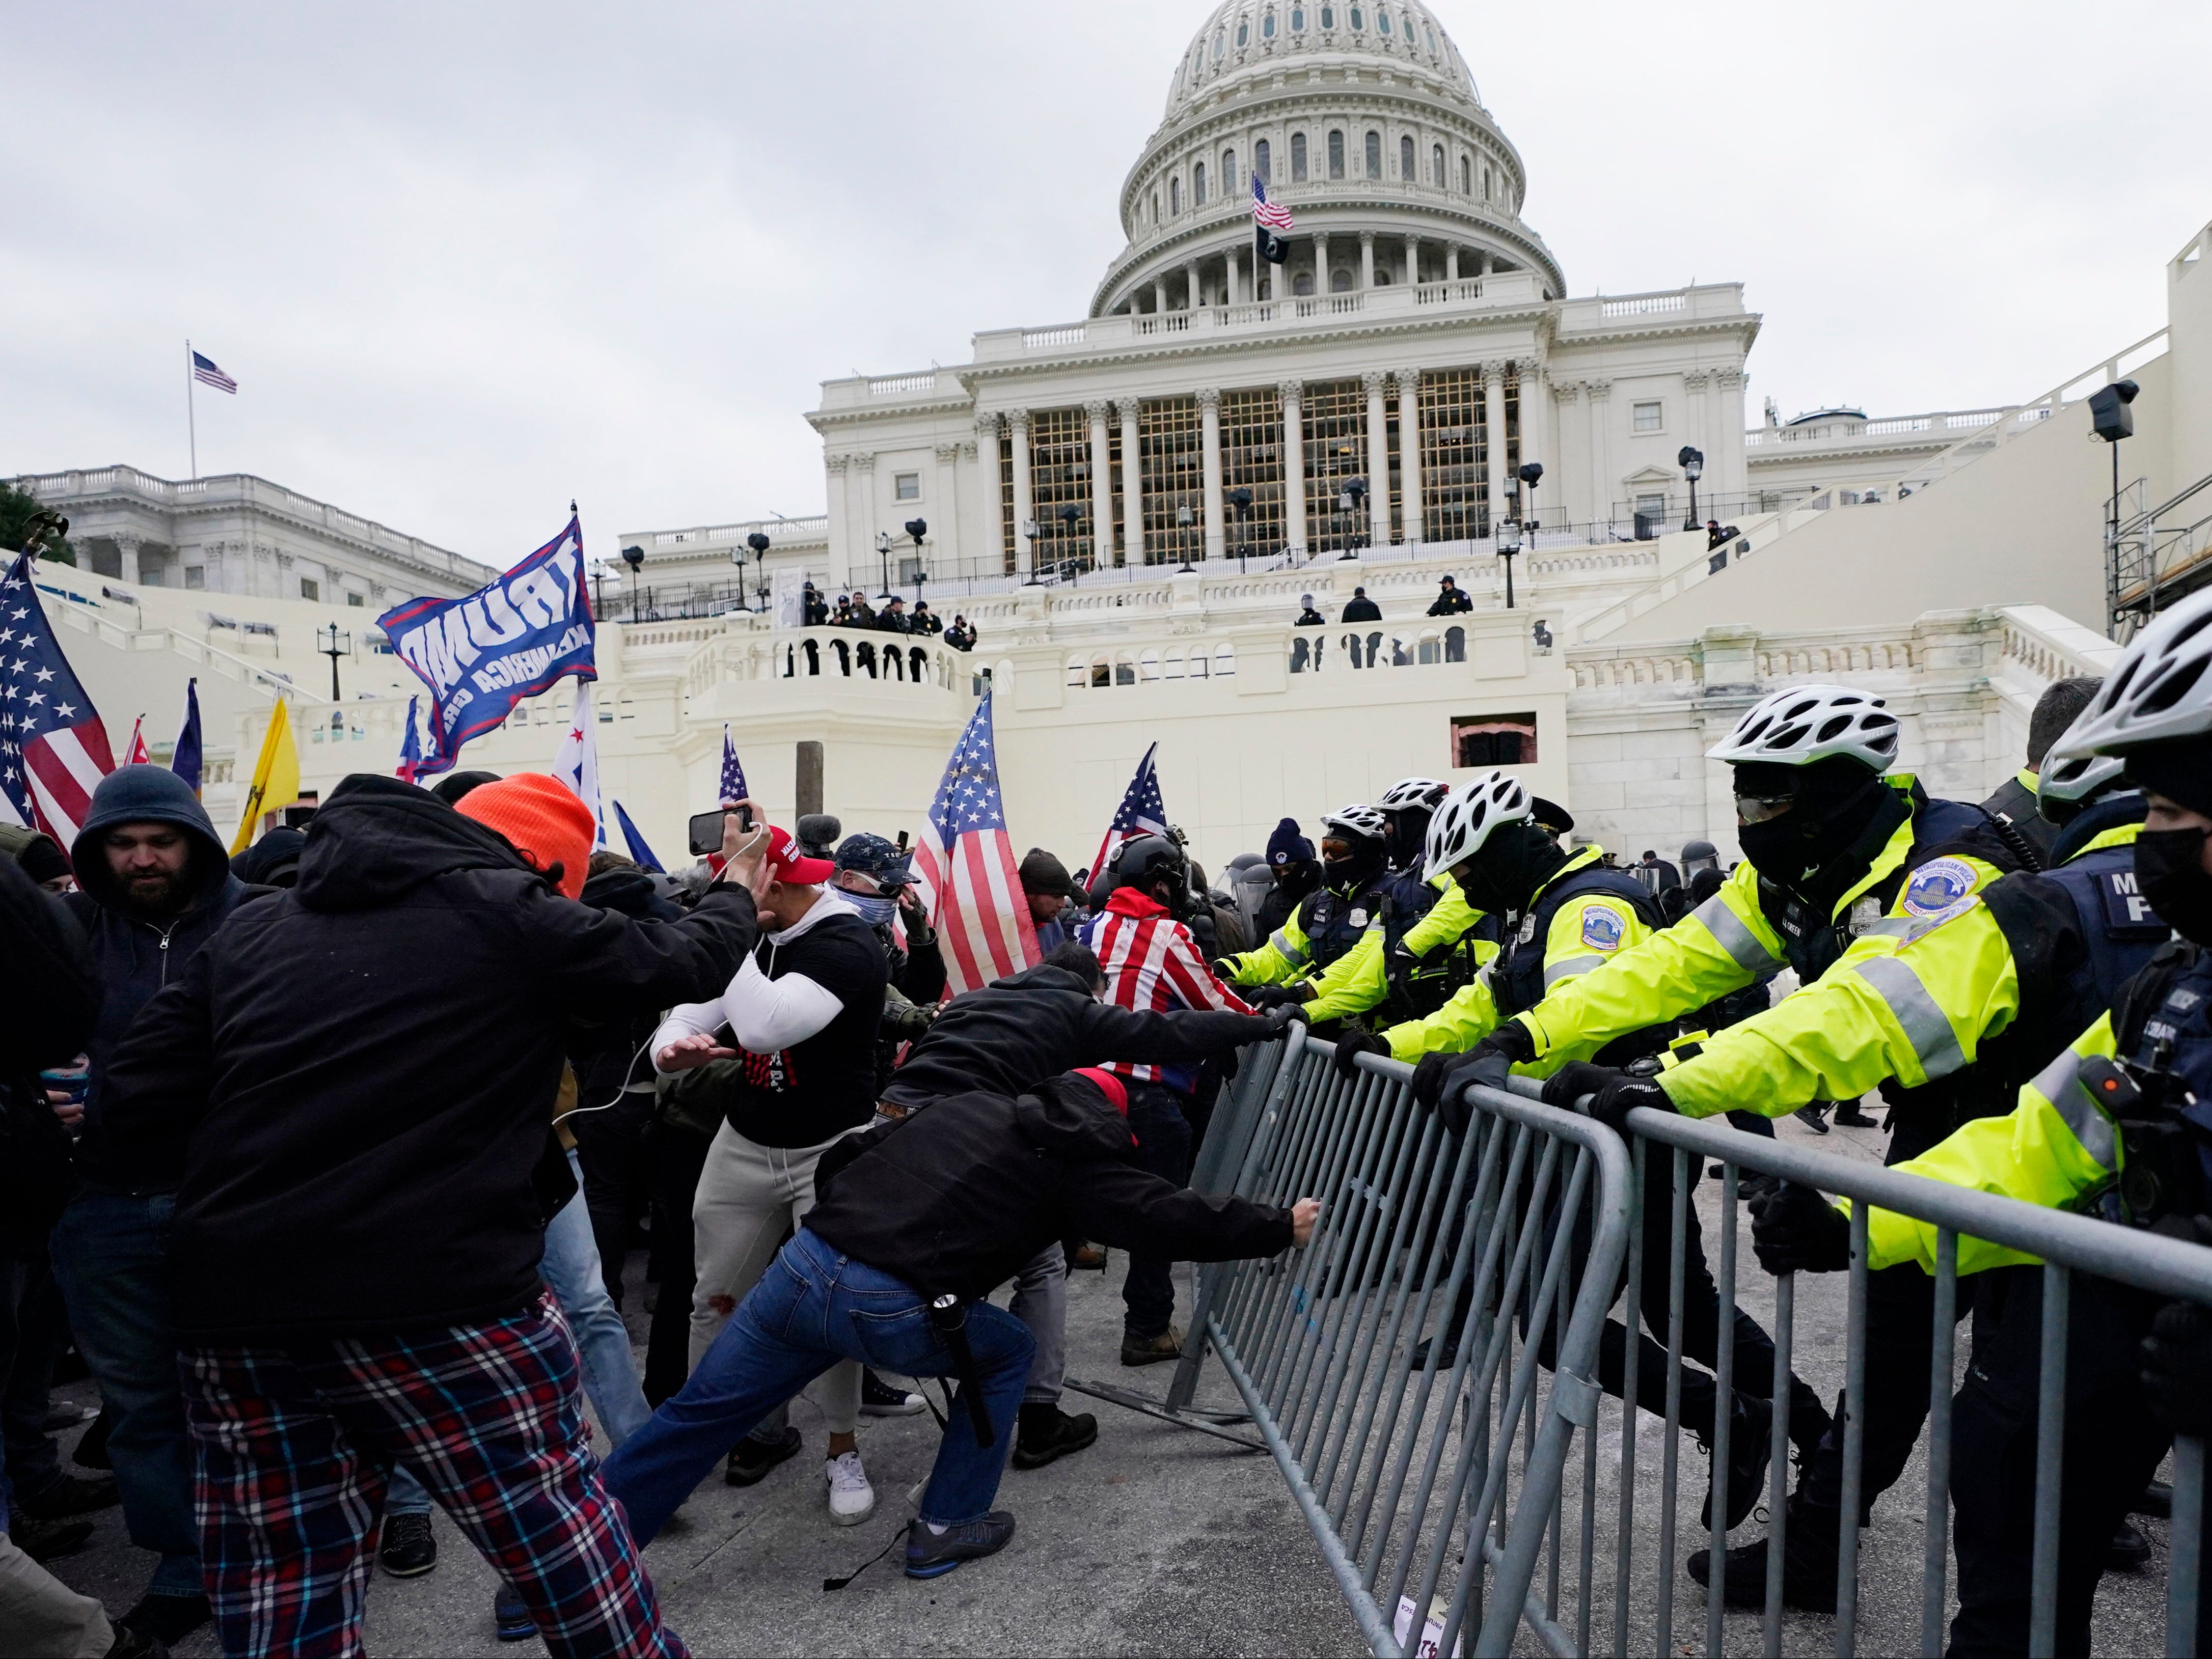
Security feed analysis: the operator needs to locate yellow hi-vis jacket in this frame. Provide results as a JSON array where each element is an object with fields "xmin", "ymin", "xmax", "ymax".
[
  {"xmin": 1851, "ymin": 1010, "xmax": 2125, "ymax": 1275},
  {"xmin": 1219, "ymin": 893, "xmax": 1324, "ymax": 987},
  {"xmin": 1649, "ymin": 822, "xmax": 2140, "ymax": 1122},
  {"xmin": 1510, "ymin": 801, "xmax": 2006, "ymax": 1091},
  {"xmin": 1299, "ymin": 873, "xmax": 1497, "ymax": 1024},
  {"xmin": 1380, "ymin": 845, "xmax": 1652, "ymax": 1075}
]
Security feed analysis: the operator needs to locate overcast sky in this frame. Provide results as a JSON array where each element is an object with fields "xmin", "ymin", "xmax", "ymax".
[{"xmin": 5, "ymin": 1, "xmax": 2207, "ymax": 568}]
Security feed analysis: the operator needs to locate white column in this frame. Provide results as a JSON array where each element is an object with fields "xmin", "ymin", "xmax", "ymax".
[
  {"xmin": 1186, "ymin": 262, "xmax": 1201, "ymax": 311},
  {"xmin": 1314, "ymin": 232, "xmax": 1329, "ymax": 294},
  {"xmin": 1199, "ymin": 388, "xmax": 1225, "ymax": 561},
  {"xmin": 1551, "ymin": 381, "xmax": 1583, "ymax": 526},
  {"xmin": 1226, "ymin": 242, "xmax": 1243, "ymax": 305},
  {"xmin": 1280, "ymin": 379, "xmax": 1307, "ymax": 558},
  {"xmin": 1683, "ymin": 370, "xmax": 1711, "ymax": 482},
  {"xmin": 115, "ymin": 536, "xmax": 142, "ymax": 586},
  {"xmin": 823, "ymin": 454, "xmax": 852, "ymax": 587},
  {"xmin": 1715, "ymin": 368, "xmax": 1749, "ymax": 506},
  {"xmin": 1405, "ymin": 234, "xmax": 1420, "ymax": 287},
  {"xmin": 1085, "ymin": 401, "xmax": 1113, "ymax": 569},
  {"xmin": 1521, "ymin": 365, "xmax": 1550, "ymax": 526},
  {"xmin": 1153, "ymin": 276, "xmax": 1168, "ymax": 313},
  {"xmin": 933, "ymin": 443, "xmax": 961, "ymax": 575},
  {"xmin": 972, "ymin": 414, "xmax": 1000, "ymax": 573},
  {"xmin": 1007, "ymin": 412, "xmax": 1033, "ymax": 577},
  {"xmin": 1445, "ymin": 245, "xmax": 1460, "ymax": 283},
  {"xmin": 1481, "ymin": 362, "xmax": 1508, "ymax": 533},
  {"xmin": 1587, "ymin": 381, "xmax": 1614, "ymax": 526},
  {"xmin": 1397, "ymin": 369, "xmax": 1424, "ymax": 546},
  {"xmin": 1362, "ymin": 371, "xmax": 1389, "ymax": 546},
  {"xmin": 854, "ymin": 454, "xmax": 878, "ymax": 584},
  {"xmin": 1117, "ymin": 398, "xmax": 1142, "ymax": 565},
  {"xmin": 1359, "ymin": 230, "xmax": 1376, "ymax": 290}
]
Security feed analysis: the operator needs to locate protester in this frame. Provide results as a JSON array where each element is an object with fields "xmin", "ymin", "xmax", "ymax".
[
  {"xmin": 0, "ymin": 852, "xmax": 161, "ymax": 1657},
  {"xmin": 648, "ymin": 824, "xmax": 889, "ymax": 1523},
  {"xmin": 0, "ymin": 824, "xmax": 73, "ymax": 894},
  {"xmin": 50, "ymin": 766, "xmax": 271, "ymax": 1647},
  {"xmin": 227, "ymin": 825, "xmax": 306, "ymax": 888},
  {"xmin": 428, "ymin": 769, "xmax": 501, "ymax": 806},
  {"xmin": 96, "ymin": 772, "xmax": 763, "ymax": 1657},
  {"xmin": 1018, "ymin": 847, "xmax": 1082, "ymax": 953},
  {"xmin": 598, "ymin": 1066, "xmax": 1318, "ymax": 1579}
]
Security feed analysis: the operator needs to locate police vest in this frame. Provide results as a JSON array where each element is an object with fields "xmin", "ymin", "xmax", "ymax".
[
  {"xmin": 2104, "ymin": 943, "xmax": 2212, "ymax": 1225},
  {"xmin": 1300, "ymin": 871, "xmax": 1411, "ymax": 976},
  {"xmin": 1495, "ymin": 865, "xmax": 1671, "ymax": 1062}
]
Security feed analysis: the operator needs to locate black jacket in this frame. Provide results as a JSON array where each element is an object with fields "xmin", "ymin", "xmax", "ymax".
[
  {"xmin": 1426, "ymin": 588, "xmax": 1472, "ymax": 616},
  {"xmin": 880, "ymin": 963, "xmax": 1270, "ymax": 1112},
  {"xmin": 1341, "ymin": 597, "xmax": 1382, "ymax": 623},
  {"xmin": 565, "ymin": 866, "xmax": 683, "ymax": 1117},
  {"xmin": 67, "ymin": 764, "xmax": 267, "ymax": 1192},
  {"xmin": 97, "ymin": 773, "xmax": 759, "ymax": 1343},
  {"xmin": 808, "ymin": 1073, "xmax": 1292, "ymax": 1299},
  {"xmin": 0, "ymin": 856, "xmax": 101, "ymax": 1252},
  {"xmin": 1979, "ymin": 772, "xmax": 2061, "ymax": 866}
]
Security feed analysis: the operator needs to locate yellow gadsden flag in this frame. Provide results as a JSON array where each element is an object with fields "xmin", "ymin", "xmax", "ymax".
[{"xmin": 230, "ymin": 698, "xmax": 303, "ymax": 854}]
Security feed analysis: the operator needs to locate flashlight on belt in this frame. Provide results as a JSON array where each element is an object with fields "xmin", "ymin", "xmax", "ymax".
[{"xmin": 927, "ymin": 1293, "xmax": 995, "ymax": 1448}]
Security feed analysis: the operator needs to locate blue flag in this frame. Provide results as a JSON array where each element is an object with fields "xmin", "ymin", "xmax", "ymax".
[
  {"xmin": 379, "ymin": 515, "xmax": 594, "ymax": 776},
  {"xmin": 396, "ymin": 695, "xmax": 424, "ymax": 784},
  {"xmin": 613, "ymin": 799, "xmax": 664, "ymax": 872},
  {"xmin": 170, "ymin": 678, "xmax": 203, "ymax": 797}
]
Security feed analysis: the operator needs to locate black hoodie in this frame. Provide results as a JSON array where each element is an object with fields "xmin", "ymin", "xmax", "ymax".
[
  {"xmin": 97, "ymin": 773, "xmax": 759, "ymax": 1343},
  {"xmin": 807, "ymin": 1073, "xmax": 1293, "ymax": 1299}
]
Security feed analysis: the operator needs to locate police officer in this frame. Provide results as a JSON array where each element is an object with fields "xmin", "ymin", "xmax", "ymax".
[
  {"xmin": 1747, "ymin": 599, "xmax": 2212, "ymax": 1653},
  {"xmin": 1978, "ymin": 674, "xmax": 2104, "ymax": 868},
  {"xmin": 1217, "ymin": 807, "xmax": 1397, "ymax": 1015},
  {"xmin": 1333, "ymin": 775, "xmax": 1823, "ymax": 1520},
  {"xmin": 1290, "ymin": 779, "xmax": 1499, "ymax": 1029}
]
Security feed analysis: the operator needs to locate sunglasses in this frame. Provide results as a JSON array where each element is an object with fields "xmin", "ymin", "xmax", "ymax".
[{"xmin": 1734, "ymin": 794, "xmax": 1796, "ymax": 825}]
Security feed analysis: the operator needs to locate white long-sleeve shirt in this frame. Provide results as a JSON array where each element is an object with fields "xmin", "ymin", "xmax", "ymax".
[{"xmin": 650, "ymin": 890, "xmax": 860, "ymax": 1068}]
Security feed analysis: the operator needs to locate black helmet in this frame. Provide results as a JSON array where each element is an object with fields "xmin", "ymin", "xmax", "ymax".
[{"xmin": 1108, "ymin": 834, "xmax": 1191, "ymax": 914}]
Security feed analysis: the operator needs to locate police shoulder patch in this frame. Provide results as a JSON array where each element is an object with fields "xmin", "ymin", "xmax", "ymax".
[
  {"xmin": 1580, "ymin": 905, "xmax": 1626, "ymax": 951},
  {"xmin": 1902, "ymin": 856, "xmax": 1979, "ymax": 918}
]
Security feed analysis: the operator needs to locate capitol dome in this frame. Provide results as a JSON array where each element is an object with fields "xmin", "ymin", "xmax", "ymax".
[{"xmin": 1093, "ymin": 0, "xmax": 1564, "ymax": 317}]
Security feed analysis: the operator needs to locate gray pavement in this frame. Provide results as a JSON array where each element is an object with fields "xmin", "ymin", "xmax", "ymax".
[{"xmin": 34, "ymin": 1106, "xmax": 2183, "ymax": 1655}]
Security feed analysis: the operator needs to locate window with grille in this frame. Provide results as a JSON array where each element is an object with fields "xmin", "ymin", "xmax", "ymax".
[
  {"xmin": 1633, "ymin": 401, "xmax": 1662, "ymax": 432},
  {"xmin": 1171, "ymin": 176, "xmax": 1182, "ymax": 215},
  {"xmin": 894, "ymin": 472, "xmax": 920, "ymax": 501},
  {"xmin": 1328, "ymin": 130, "xmax": 1344, "ymax": 178},
  {"xmin": 1400, "ymin": 134, "xmax": 1414, "ymax": 178},
  {"xmin": 1138, "ymin": 397, "xmax": 1203, "ymax": 565},
  {"xmin": 1257, "ymin": 137, "xmax": 1272, "ymax": 181},
  {"xmin": 998, "ymin": 430, "xmax": 1016, "ymax": 573},
  {"xmin": 1220, "ymin": 388, "xmax": 1287, "ymax": 560},
  {"xmin": 1027, "ymin": 408, "xmax": 1097, "ymax": 572},
  {"xmin": 1292, "ymin": 132, "xmax": 1307, "ymax": 181},
  {"xmin": 299, "ymin": 577, "xmax": 319, "ymax": 601},
  {"xmin": 1433, "ymin": 143, "xmax": 1445, "ymax": 185},
  {"xmin": 1366, "ymin": 131, "xmax": 1382, "ymax": 178},
  {"xmin": 1224, "ymin": 148, "xmax": 1236, "ymax": 188},
  {"xmin": 1452, "ymin": 713, "xmax": 1538, "ymax": 768},
  {"xmin": 1418, "ymin": 367, "xmax": 1486, "ymax": 541},
  {"xmin": 1302, "ymin": 379, "xmax": 1367, "ymax": 556},
  {"xmin": 1459, "ymin": 154, "xmax": 1470, "ymax": 194}
]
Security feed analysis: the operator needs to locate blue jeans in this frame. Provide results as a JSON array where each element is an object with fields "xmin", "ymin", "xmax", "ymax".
[
  {"xmin": 600, "ymin": 1228, "xmax": 1032, "ymax": 1542},
  {"xmin": 49, "ymin": 1191, "xmax": 203, "ymax": 1598},
  {"xmin": 390, "ymin": 1152, "xmax": 650, "ymax": 1517}
]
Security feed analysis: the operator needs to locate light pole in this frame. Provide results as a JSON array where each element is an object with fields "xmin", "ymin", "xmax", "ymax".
[
  {"xmin": 742, "ymin": 531, "xmax": 771, "ymax": 611},
  {"xmin": 1337, "ymin": 477, "xmax": 1368, "ymax": 559},
  {"xmin": 619, "ymin": 545, "xmax": 645, "ymax": 621},
  {"xmin": 1497, "ymin": 516, "xmax": 1523, "ymax": 610},
  {"xmin": 1517, "ymin": 461, "xmax": 1545, "ymax": 534},
  {"xmin": 315, "ymin": 622, "xmax": 352, "ymax": 701},
  {"xmin": 875, "ymin": 530, "xmax": 895, "ymax": 601},
  {"xmin": 1679, "ymin": 446, "xmax": 1705, "ymax": 533},
  {"xmin": 903, "ymin": 517, "xmax": 929, "ymax": 603},
  {"xmin": 1228, "ymin": 486, "xmax": 1253, "ymax": 570},
  {"xmin": 1021, "ymin": 518, "xmax": 1042, "ymax": 584},
  {"xmin": 1175, "ymin": 504, "xmax": 1195, "ymax": 573}
]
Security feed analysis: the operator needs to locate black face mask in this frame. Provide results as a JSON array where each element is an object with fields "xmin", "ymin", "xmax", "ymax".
[
  {"xmin": 1733, "ymin": 766, "xmax": 1891, "ymax": 895},
  {"xmin": 2136, "ymin": 827, "xmax": 2212, "ymax": 945},
  {"xmin": 1456, "ymin": 822, "xmax": 1566, "ymax": 918}
]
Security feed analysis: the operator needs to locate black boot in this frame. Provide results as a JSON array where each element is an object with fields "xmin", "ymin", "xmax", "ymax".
[
  {"xmin": 1696, "ymin": 1393, "xmax": 1773, "ymax": 1532},
  {"xmin": 1012, "ymin": 1403, "xmax": 1099, "ymax": 1470},
  {"xmin": 1688, "ymin": 1494, "xmax": 1842, "ymax": 1613}
]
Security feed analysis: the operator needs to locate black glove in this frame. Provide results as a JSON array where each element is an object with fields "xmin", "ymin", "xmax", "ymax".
[
  {"xmin": 1331, "ymin": 1030, "xmax": 1391, "ymax": 1078},
  {"xmin": 2142, "ymin": 1297, "xmax": 2212, "ymax": 1439},
  {"xmin": 1486, "ymin": 1019, "xmax": 1539, "ymax": 1069},
  {"xmin": 1251, "ymin": 984, "xmax": 1313, "ymax": 1012},
  {"xmin": 1410, "ymin": 1047, "xmax": 1512, "ymax": 1138},
  {"xmin": 1749, "ymin": 1181, "xmax": 1852, "ymax": 1275},
  {"xmin": 1264, "ymin": 1001, "xmax": 1309, "ymax": 1034},
  {"xmin": 1583, "ymin": 1074, "xmax": 1672, "ymax": 1137},
  {"xmin": 1539, "ymin": 1061, "xmax": 1621, "ymax": 1111}
]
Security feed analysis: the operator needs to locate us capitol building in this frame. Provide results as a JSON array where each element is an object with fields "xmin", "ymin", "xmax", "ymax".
[{"xmin": 20, "ymin": 1, "xmax": 2212, "ymax": 875}]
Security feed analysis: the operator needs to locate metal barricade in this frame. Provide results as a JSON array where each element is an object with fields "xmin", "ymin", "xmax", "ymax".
[
  {"xmin": 1074, "ymin": 1033, "xmax": 1633, "ymax": 1657},
  {"xmin": 1491, "ymin": 1074, "xmax": 2212, "ymax": 1658}
]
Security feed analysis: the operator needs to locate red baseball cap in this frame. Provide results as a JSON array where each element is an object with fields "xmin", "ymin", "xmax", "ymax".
[
  {"xmin": 762, "ymin": 824, "xmax": 836, "ymax": 886},
  {"xmin": 1071, "ymin": 1067, "xmax": 1129, "ymax": 1116}
]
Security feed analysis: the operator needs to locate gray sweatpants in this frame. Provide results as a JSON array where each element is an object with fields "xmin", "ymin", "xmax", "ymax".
[{"xmin": 0, "ymin": 1533, "xmax": 112, "ymax": 1658}]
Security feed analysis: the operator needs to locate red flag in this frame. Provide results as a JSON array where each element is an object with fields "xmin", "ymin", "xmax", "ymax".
[{"xmin": 125, "ymin": 716, "xmax": 150, "ymax": 766}]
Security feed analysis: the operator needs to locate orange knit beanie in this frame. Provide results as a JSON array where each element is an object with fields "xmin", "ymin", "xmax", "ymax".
[{"xmin": 455, "ymin": 772, "xmax": 594, "ymax": 899}]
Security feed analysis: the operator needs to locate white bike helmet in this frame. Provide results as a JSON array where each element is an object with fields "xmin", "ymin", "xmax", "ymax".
[
  {"xmin": 1320, "ymin": 805, "xmax": 1388, "ymax": 843},
  {"xmin": 2043, "ymin": 588, "xmax": 2212, "ymax": 758},
  {"xmin": 1422, "ymin": 771, "xmax": 1533, "ymax": 882},
  {"xmin": 1706, "ymin": 684, "xmax": 1901, "ymax": 772},
  {"xmin": 1376, "ymin": 777, "xmax": 1451, "ymax": 815},
  {"xmin": 2035, "ymin": 750, "xmax": 2128, "ymax": 814}
]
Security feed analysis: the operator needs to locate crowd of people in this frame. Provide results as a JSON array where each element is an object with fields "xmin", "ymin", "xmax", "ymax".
[
  {"xmin": 6, "ymin": 589, "xmax": 2212, "ymax": 1658},
  {"xmin": 799, "ymin": 583, "xmax": 975, "ymax": 651}
]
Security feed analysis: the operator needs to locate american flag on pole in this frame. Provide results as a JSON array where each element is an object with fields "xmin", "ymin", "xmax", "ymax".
[
  {"xmin": 914, "ymin": 690, "xmax": 1040, "ymax": 994},
  {"xmin": 191, "ymin": 350, "xmax": 237, "ymax": 393},
  {"xmin": 1252, "ymin": 174, "xmax": 1294, "ymax": 233},
  {"xmin": 0, "ymin": 554, "xmax": 117, "ymax": 844},
  {"xmin": 719, "ymin": 724, "xmax": 750, "ymax": 805},
  {"xmin": 1088, "ymin": 742, "xmax": 1170, "ymax": 882}
]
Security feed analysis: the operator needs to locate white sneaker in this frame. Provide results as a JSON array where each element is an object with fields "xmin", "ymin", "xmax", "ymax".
[{"xmin": 826, "ymin": 1451, "xmax": 876, "ymax": 1527}]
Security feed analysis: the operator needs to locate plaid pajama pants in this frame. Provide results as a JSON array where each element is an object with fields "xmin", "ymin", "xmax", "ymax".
[{"xmin": 182, "ymin": 1295, "xmax": 685, "ymax": 1659}]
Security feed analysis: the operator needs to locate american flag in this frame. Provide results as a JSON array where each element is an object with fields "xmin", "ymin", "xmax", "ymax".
[
  {"xmin": 914, "ymin": 690, "xmax": 1040, "ymax": 994},
  {"xmin": 719, "ymin": 724, "xmax": 750, "ymax": 805},
  {"xmin": 192, "ymin": 350, "xmax": 237, "ymax": 394},
  {"xmin": 1253, "ymin": 174, "xmax": 1294, "ymax": 233},
  {"xmin": 1088, "ymin": 742, "xmax": 1170, "ymax": 882},
  {"xmin": 0, "ymin": 555, "xmax": 117, "ymax": 845}
]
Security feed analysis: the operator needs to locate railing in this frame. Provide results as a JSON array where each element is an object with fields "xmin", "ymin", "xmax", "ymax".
[
  {"xmin": 1021, "ymin": 324, "xmax": 1087, "ymax": 349},
  {"xmin": 867, "ymin": 372, "xmax": 938, "ymax": 396},
  {"xmin": 1743, "ymin": 408, "xmax": 2013, "ymax": 449},
  {"xmin": 1600, "ymin": 293, "xmax": 1686, "ymax": 318},
  {"xmin": 2109, "ymin": 469, "xmax": 2212, "ymax": 632},
  {"xmin": 639, "ymin": 515, "xmax": 828, "ymax": 552},
  {"xmin": 39, "ymin": 589, "xmax": 333, "ymax": 706},
  {"xmin": 715, "ymin": 625, "xmax": 976, "ymax": 695}
]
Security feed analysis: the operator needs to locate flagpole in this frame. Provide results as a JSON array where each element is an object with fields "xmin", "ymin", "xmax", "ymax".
[{"xmin": 185, "ymin": 340, "xmax": 198, "ymax": 480}]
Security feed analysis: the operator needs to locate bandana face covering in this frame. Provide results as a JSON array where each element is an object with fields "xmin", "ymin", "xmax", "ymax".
[
  {"xmin": 842, "ymin": 891, "xmax": 899, "ymax": 928},
  {"xmin": 2136, "ymin": 827, "xmax": 2212, "ymax": 944}
]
